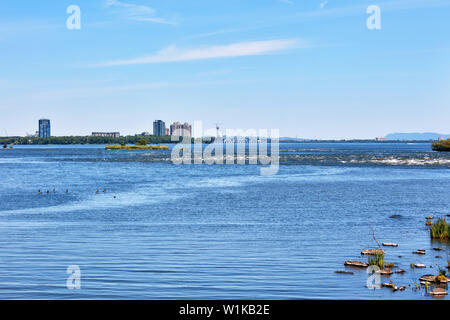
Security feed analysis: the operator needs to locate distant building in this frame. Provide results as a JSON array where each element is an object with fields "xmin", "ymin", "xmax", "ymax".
[
  {"xmin": 38, "ymin": 119, "xmax": 51, "ymax": 138},
  {"xmin": 153, "ymin": 120, "xmax": 166, "ymax": 137},
  {"xmin": 438, "ymin": 136, "xmax": 445, "ymax": 141},
  {"xmin": 375, "ymin": 137, "xmax": 387, "ymax": 142},
  {"xmin": 92, "ymin": 132, "xmax": 120, "ymax": 138},
  {"xmin": 165, "ymin": 128, "xmax": 170, "ymax": 136},
  {"xmin": 140, "ymin": 132, "xmax": 150, "ymax": 136},
  {"xmin": 170, "ymin": 122, "xmax": 192, "ymax": 138}
]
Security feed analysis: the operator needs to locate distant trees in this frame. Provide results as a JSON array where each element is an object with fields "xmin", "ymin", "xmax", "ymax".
[
  {"xmin": 0, "ymin": 135, "xmax": 183, "ymax": 145},
  {"xmin": 432, "ymin": 139, "xmax": 450, "ymax": 152},
  {"xmin": 136, "ymin": 138, "xmax": 148, "ymax": 146}
]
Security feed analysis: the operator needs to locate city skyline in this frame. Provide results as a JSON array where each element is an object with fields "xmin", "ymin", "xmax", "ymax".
[
  {"xmin": 0, "ymin": 0, "xmax": 449, "ymax": 139},
  {"xmin": 16, "ymin": 117, "xmax": 450, "ymax": 140}
]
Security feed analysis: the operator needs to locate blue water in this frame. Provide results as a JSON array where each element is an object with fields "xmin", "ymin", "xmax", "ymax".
[{"xmin": 0, "ymin": 143, "xmax": 449, "ymax": 299}]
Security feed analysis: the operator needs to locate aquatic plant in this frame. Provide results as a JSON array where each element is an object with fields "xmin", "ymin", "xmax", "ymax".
[
  {"xmin": 436, "ymin": 274, "xmax": 447, "ymax": 283},
  {"xmin": 435, "ymin": 268, "xmax": 448, "ymax": 283},
  {"xmin": 430, "ymin": 217, "xmax": 449, "ymax": 240},
  {"xmin": 368, "ymin": 253, "xmax": 385, "ymax": 269}
]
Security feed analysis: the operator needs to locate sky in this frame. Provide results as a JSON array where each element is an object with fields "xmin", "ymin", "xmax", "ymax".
[{"xmin": 0, "ymin": 0, "xmax": 449, "ymax": 139}]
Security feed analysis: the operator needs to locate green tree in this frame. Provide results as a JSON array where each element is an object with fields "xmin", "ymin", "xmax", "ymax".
[{"xmin": 136, "ymin": 138, "xmax": 147, "ymax": 146}]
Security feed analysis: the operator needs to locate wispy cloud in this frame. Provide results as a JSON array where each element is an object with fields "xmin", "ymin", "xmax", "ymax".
[
  {"xmin": 184, "ymin": 27, "xmax": 258, "ymax": 41},
  {"xmin": 291, "ymin": 0, "xmax": 450, "ymax": 22},
  {"xmin": 319, "ymin": 1, "xmax": 328, "ymax": 9},
  {"xmin": 280, "ymin": 0, "xmax": 294, "ymax": 4},
  {"xmin": 104, "ymin": 0, "xmax": 176, "ymax": 25},
  {"xmin": 95, "ymin": 39, "xmax": 305, "ymax": 67}
]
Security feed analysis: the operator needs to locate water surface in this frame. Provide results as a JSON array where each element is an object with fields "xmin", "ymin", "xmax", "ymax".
[{"xmin": 0, "ymin": 143, "xmax": 449, "ymax": 299}]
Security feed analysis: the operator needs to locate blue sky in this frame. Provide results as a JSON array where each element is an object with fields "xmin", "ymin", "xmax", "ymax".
[{"xmin": 0, "ymin": 0, "xmax": 449, "ymax": 139}]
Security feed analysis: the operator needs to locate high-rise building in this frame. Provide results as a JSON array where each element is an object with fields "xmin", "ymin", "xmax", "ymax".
[
  {"xmin": 170, "ymin": 122, "xmax": 192, "ymax": 137},
  {"xmin": 38, "ymin": 119, "xmax": 51, "ymax": 138},
  {"xmin": 153, "ymin": 120, "xmax": 166, "ymax": 137}
]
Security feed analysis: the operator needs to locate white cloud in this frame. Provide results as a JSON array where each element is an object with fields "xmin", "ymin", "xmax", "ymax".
[
  {"xmin": 319, "ymin": 1, "xmax": 328, "ymax": 9},
  {"xmin": 96, "ymin": 39, "xmax": 305, "ymax": 67},
  {"xmin": 104, "ymin": 0, "xmax": 176, "ymax": 25}
]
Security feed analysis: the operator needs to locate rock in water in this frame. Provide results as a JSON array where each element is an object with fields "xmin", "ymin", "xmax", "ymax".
[
  {"xmin": 382, "ymin": 282, "xmax": 398, "ymax": 291},
  {"xmin": 344, "ymin": 261, "xmax": 369, "ymax": 268},
  {"xmin": 419, "ymin": 275, "xmax": 437, "ymax": 282},
  {"xmin": 335, "ymin": 271, "xmax": 354, "ymax": 275},
  {"xmin": 382, "ymin": 243, "xmax": 398, "ymax": 247},
  {"xmin": 361, "ymin": 249, "xmax": 384, "ymax": 255},
  {"xmin": 430, "ymin": 288, "xmax": 447, "ymax": 296},
  {"xmin": 377, "ymin": 269, "xmax": 393, "ymax": 276},
  {"xmin": 422, "ymin": 274, "xmax": 450, "ymax": 283}
]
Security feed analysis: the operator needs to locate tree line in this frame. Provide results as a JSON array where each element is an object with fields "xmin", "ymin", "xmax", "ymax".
[
  {"xmin": 432, "ymin": 139, "xmax": 450, "ymax": 152},
  {"xmin": 0, "ymin": 135, "xmax": 186, "ymax": 145}
]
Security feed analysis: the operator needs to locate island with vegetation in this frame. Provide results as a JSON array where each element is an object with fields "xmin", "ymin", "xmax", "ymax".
[
  {"xmin": 105, "ymin": 139, "xmax": 169, "ymax": 151},
  {"xmin": 432, "ymin": 139, "xmax": 450, "ymax": 151}
]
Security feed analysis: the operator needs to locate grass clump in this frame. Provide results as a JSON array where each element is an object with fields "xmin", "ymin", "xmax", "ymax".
[
  {"xmin": 430, "ymin": 217, "xmax": 449, "ymax": 240},
  {"xmin": 436, "ymin": 274, "xmax": 447, "ymax": 282},
  {"xmin": 436, "ymin": 269, "xmax": 447, "ymax": 282},
  {"xmin": 368, "ymin": 253, "xmax": 385, "ymax": 269}
]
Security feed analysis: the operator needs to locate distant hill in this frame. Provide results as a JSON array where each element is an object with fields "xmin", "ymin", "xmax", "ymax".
[
  {"xmin": 385, "ymin": 132, "xmax": 450, "ymax": 141},
  {"xmin": 279, "ymin": 137, "xmax": 309, "ymax": 141}
]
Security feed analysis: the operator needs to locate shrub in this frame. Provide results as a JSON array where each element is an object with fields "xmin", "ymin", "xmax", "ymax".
[
  {"xmin": 430, "ymin": 218, "xmax": 449, "ymax": 240},
  {"xmin": 136, "ymin": 139, "xmax": 147, "ymax": 146},
  {"xmin": 432, "ymin": 139, "xmax": 450, "ymax": 152}
]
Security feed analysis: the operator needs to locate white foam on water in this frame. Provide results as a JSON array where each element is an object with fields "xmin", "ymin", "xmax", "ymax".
[
  {"xmin": 0, "ymin": 158, "xmax": 49, "ymax": 164},
  {"xmin": 343, "ymin": 157, "xmax": 450, "ymax": 166}
]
